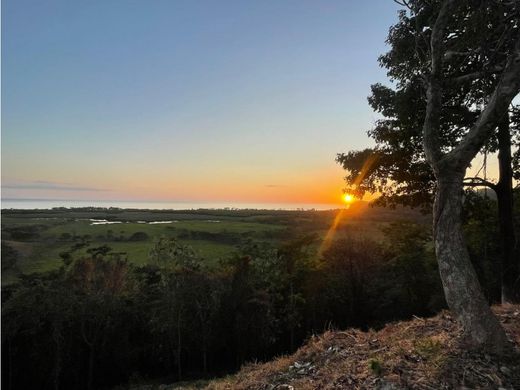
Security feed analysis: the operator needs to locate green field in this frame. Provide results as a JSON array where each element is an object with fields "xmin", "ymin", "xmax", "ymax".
[{"xmin": 1, "ymin": 205, "xmax": 428, "ymax": 285}]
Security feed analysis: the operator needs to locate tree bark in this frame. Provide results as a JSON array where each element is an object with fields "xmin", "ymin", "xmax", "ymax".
[
  {"xmin": 434, "ymin": 173, "xmax": 510, "ymax": 352},
  {"xmin": 496, "ymin": 117, "xmax": 520, "ymax": 303}
]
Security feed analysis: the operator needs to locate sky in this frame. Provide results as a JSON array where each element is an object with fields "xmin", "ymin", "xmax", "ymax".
[{"xmin": 2, "ymin": 0, "xmax": 403, "ymax": 206}]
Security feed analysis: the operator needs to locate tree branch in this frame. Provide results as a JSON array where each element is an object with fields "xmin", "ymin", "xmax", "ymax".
[
  {"xmin": 463, "ymin": 177, "xmax": 498, "ymax": 191},
  {"xmin": 444, "ymin": 50, "xmax": 477, "ymax": 61},
  {"xmin": 449, "ymin": 67, "xmax": 503, "ymax": 85},
  {"xmin": 393, "ymin": 0, "xmax": 411, "ymax": 9},
  {"xmin": 422, "ymin": 0, "xmax": 457, "ymax": 168},
  {"xmin": 445, "ymin": 35, "xmax": 520, "ymax": 170}
]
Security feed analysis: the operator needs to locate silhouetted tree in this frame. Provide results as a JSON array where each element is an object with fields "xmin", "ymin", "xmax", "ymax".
[
  {"xmin": 420, "ymin": 0, "xmax": 520, "ymax": 352},
  {"xmin": 336, "ymin": 2, "xmax": 520, "ymax": 303}
]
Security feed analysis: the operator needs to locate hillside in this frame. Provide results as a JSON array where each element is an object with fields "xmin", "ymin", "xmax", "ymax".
[{"xmin": 165, "ymin": 306, "xmax": 520, "ymax": 390}]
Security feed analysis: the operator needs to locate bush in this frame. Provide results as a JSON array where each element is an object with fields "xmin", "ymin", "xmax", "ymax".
[
  {"xmin": 128, "ymin": 232, "xmax": 149, "ymax": 241},
  {"xmin": 4, "ymin": 225, "xmax": 41, "ymax": 240},
  {"xmin": 1, "ymin": 242, "xmax": 18, "ymax": 270}
]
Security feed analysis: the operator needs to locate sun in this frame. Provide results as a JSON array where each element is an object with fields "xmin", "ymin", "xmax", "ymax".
[{"xmin": 342, "ymin": 193, "xmax": 354, "ymax": 204}]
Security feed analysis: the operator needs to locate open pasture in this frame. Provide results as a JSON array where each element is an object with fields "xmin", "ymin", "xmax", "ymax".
[{"xmin": 1, "ymin": 205, "xmax": 428, "ymax": 285}]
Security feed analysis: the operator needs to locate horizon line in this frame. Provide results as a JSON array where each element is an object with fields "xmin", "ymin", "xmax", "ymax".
[{"xmin": 1, "ymin": 197, "xmax": 351, "ymax": 205}]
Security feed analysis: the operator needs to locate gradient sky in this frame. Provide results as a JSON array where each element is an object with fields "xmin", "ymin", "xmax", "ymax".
[{"xmin": 2, "ymin": 0, "xmax": 402, "ymax": 205}]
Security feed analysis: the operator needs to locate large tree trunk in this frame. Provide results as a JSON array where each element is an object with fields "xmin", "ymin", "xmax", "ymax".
[
  {"xmin": 496, "ymin": 117, "xmax": 520, "ymax": 303},
  {"xmin": 434, "ymin": 173, "xmax": 510, "ymax": 352},
  {"xmin": 422, "ymin": 0, "xmax": 520, "ymax": 354}
]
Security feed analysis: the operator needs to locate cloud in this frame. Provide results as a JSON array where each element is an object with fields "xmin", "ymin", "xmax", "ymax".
[{"xmin": 2, "ymin": 180, "xmax": 110, "ymax": 192}]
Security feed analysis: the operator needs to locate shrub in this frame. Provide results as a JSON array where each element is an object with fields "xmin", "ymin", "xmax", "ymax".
[{"xmin": 129, "ymin": 231, "xmax": 149, "ymax": 241}]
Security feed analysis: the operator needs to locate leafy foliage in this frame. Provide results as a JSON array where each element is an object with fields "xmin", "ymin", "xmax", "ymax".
[{"xmin": 337, "ymin": 1, "xmax": 520, "ymax": 209}]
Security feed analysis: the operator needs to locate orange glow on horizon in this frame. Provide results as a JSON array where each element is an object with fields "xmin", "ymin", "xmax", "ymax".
[
  {"xmin": 106, "ymin": 165, "xmax": 352, "ymax": 206},
  {"xmin": 15, "ymin": 164, "xmax": 381, "ymax": 206}
]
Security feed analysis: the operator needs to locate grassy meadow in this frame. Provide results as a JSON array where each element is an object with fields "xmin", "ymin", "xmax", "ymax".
[{"xmin": 1, "ymin": 204, "xmax": 428, "ymax": 286}]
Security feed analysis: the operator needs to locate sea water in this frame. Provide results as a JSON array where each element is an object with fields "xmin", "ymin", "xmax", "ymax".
[{"xmin": 1, "ymin": 198, "xmax": 340, "ymax": 211}]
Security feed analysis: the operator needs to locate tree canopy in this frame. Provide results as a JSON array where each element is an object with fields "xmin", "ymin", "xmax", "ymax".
[{"xmin": 337, "ymin": 1, "xmax": 520, "ymax": 210}]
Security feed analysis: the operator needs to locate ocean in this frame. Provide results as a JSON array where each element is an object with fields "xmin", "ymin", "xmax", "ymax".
[{"xmin": 1, "ymin": 199, "xmax": 340, "ymax": 211}]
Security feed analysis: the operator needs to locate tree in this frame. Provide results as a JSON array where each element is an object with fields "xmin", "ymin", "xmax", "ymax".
[
  {"xmin": 421, "ymin": 0, "xmax": 520, "ymax": 352},
  {"xmin": 319, "ymin": 236, "xmax": 383, "ymax": 327},
  {"xmin": 337, "ymin": 107, "xmax": 519, "ymax": 304},
  {"xmin": 272, "ymin": 235, "xmax": 316, "ymax": 351},
  {"xmin": 2, "ymin": 274, "xmax": 75, "ymax": 390},
  {"xmin": 336, "ymin": 14, "xmax": 520, "ymax": 302},
  {"xmin": 224, "ymin": 253, "xmax": 277, "ymax": 367},
  {"xmin": 148, "ymin": 237, "xmax": 199, "ymax": 380},
  {"xmin": 149, "ymin": 236, "xmax": 201, "ymax": 270},
  {"xmin": 337, "ymin": 91, "xmax": 520, "ymax": 212},
  {"xmin": 496, "ymin": 115, "xmax": 519, "ymax": 303},
  {"xmin": 70, "ymin": 255, "xmax": 131, "ymax": 390},
  {"xmin": 339, "ymin": 0, "xmax": 520, "ymax": 352},
  {"xmin": 1, "ymin": 242, "xmax": 19, "ymax": 271},
  {"xmin": 462, "ymin": 191, "xmax": 502, "ymax": 299},
  {"xmin": 381, "ymin": 222, "xmax": 444, "ymax": 314},
  {"xmin": 191, "ymin": 272, "xmax": 222, "ymax": 374}
]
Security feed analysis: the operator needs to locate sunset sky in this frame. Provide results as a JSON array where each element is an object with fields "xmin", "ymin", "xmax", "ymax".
[{"xmin": 2, "ymin": 0, "xmax": 405, "ymax": 206}]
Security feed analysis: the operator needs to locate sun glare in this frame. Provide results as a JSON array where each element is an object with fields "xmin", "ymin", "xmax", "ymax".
[{"xmin": 343, "ymin": 193, "xmax": 354, "ymax": 204}]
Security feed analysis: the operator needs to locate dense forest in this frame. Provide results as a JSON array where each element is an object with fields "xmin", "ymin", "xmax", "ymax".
[{"xmin": 2, "ymin": 190, "xmax": 518, "ymax": 389}]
